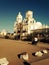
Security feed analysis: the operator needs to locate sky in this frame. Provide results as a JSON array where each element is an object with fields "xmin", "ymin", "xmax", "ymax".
[{"xmin": 0, "ymin": 0, "xmax": 49, "ymax": 33}]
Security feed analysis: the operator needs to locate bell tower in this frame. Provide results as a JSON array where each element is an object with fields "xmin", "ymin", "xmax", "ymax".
[{"xmin": 16, "ymin": 12, "xmax": 23, "ymax": 24}]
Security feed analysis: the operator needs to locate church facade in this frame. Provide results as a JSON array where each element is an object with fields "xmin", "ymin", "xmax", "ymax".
[{"xmin": 14, "ymin": 11, "xmax": 49, "ymax": 38}]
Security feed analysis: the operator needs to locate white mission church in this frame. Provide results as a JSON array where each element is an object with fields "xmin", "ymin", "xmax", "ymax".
[{"xmin": 14, "ymin": 10, "xmax": 49, "ymax": 35}]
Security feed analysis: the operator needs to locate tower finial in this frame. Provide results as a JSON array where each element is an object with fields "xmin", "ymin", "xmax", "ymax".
[{"xmin": 19, "ymin": 12, "xmax": 21, "ymax": 15}]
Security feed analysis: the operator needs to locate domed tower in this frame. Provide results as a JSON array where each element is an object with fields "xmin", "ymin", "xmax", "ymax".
[
  {"xmin": 26, "ymin": 10, "xmax": 33, "ymax": 19},
  {"xmin": 24, "ymin": 11, "xmax": 36, "ymax": 34},
  {"xmin": 25, "ymin": 10, "xmax": 36, "ymax": 24}
]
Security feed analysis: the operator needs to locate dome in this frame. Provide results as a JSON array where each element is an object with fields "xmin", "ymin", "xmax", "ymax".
[
  {"xmin": 26, "ymin": 10, "xmax": 33, "ymax": 18},
  {"xmin": 26, "ymin": 11, "xmax": 33, "ymax": 15},
  {"xmin": 34, "ymin": 22, "xmax": 42, "ymax": 29},
  {"xmin": 36, "ymin": 22, "xmax": 42, "ymax": 26}
]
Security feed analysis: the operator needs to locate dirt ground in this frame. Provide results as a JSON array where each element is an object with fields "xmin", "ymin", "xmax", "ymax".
[{"xmin": 0, "ymin": 38, "xmax": 49, "ymax": 65}]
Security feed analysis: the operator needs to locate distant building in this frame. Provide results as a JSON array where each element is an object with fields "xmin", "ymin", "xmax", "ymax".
[
  {"xmin": 0, "ymin": 29, "xmax": 7, "ymax": 36},
  {"xmin": 14, "ymin": 10, "xmax": 49, "ymax": 37}
]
